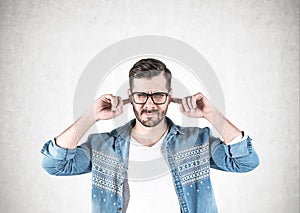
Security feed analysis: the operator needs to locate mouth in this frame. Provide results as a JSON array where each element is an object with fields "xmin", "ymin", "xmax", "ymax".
[
  {"xmin": 144, "ymin": 112, "xmax": 155, "ymax": 117},
  {"xmin": 141, "ymin": 110, "xmax": 158, "ymax": 116}
]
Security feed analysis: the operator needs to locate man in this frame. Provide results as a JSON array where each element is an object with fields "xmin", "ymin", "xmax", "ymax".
[{"xmin": 41, "ymin": 58, "xmax": 259, "ymax": 213}]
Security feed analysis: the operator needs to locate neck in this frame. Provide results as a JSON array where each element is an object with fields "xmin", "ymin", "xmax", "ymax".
[{"xmin": 132, "ymin": 119, "xmax": 168, "ymax": 147}]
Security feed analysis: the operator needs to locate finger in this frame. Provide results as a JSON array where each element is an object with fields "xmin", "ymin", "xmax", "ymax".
[
  {"xmin": 191, "ymin": 95, "xmax": 198, "ymax": 109},
  {"xmin": 196, "ymin": 92, "xmax": 204, "ymax": 101},
  {"xmin": 181, "ymin": 97, "xmax": 191, "ymax": 112},
  {"xmin": 102, "ymin": 94, "xmax": 114, "ymax": 105},
  {"xmin": 116, "ymin": 96, "xmax": 123, "ymax": 110},
  {"xmin": 123, "ymin": 98, "xmax": 131, "ymax": 105},
  {"xmin": 110, "ymin": 95, "xmax": 119, "ymax": 111},
  {"xmin": 186, "ymin": 96, "xmax": 194, "ymax": 111},
  {"xmin": 171, "ymin": 98, "xmax": 182, "ymax": 104},
  {"xmin": 195, "ymin": 93, "xmax": 205, "ymax": 109}
]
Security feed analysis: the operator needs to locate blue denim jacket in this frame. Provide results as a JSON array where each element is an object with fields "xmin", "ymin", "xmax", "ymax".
[{"xmin": 41, "ymin": 117, "xmax": 259, "ymax": 213}]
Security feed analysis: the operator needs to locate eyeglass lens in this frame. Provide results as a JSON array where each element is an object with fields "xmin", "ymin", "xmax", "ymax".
[{"xmin": 133, "ymin": 93, "xmax": 168, "ymax": 104}]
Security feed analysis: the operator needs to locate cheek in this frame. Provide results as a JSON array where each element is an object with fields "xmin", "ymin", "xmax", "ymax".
[
  {"xmin": 159, "ymin": 104, "xmax": 169, "ymax": 113},
  {"xmin": 132, "ymin": 104, "xmax": 142, "ymax": 112}
]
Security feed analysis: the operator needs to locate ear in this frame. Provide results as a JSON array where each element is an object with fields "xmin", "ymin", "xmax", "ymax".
[
  {"xmin": 127, "ymin": 89, "xmax": 132, "ymax": 98},
  {"xmin": 168, "ymin": 88, "xmax": 173, "ymax": 103}
]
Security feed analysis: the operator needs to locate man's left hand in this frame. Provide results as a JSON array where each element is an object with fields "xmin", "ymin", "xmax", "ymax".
[{"xmin": 176, "ymin": 92, "xmax": 213, "ymax": 119}]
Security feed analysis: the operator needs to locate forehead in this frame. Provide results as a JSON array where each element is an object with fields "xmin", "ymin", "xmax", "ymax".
[{"xmin": 131, "ymin": 74, "xmax": 168, "ymax": 92}]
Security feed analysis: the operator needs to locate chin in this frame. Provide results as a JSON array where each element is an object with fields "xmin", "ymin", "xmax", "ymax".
[{"xmin": 140, "ymin": 117, "xmax": 165, "ymax": 128}]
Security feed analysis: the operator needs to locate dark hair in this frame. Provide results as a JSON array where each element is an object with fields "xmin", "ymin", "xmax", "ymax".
[{"xmin": 129, "ymin": 58, "xmax": 172, "ymax": 90}]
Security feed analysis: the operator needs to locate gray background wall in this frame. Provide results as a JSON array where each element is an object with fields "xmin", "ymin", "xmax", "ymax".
[{"xmin": 0, "ymin": 0, "xmax": 299, "ymax": 212}]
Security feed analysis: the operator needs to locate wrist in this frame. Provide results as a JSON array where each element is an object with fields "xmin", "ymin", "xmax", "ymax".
[
  {"xmin": 203, "ymin": 106, "xmax": 216, "ymax": 123},
  {"xmin": 86, "ymin": 106, "xmax": 97, "ymax": 125}
]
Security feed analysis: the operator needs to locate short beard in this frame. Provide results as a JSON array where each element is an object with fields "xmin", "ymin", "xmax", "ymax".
[{"xmin": 133, "ymin": 107, "xmax": 167, "ymax": 127}]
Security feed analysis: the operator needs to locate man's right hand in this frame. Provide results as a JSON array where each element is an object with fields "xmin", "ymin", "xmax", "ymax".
[
  {"xmin": 55, "ymin": 94, "xmax": 125, "ymax": 149},
  {"xmin": 94, "ymin": 94, "xmax": 124, "ymax": 121}
]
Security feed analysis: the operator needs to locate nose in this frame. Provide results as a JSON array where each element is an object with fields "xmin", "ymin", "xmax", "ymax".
[{"xmin": 144, "ymin": 96, "xmax": 155, "ymax": 107}]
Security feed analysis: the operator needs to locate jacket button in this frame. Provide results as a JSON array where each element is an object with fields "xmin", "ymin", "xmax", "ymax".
[{"xmin": 117, "ymin": 207, "xmax": 122, "ymax": 211}]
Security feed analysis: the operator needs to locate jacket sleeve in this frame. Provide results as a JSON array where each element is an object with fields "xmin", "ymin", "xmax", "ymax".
[
  {"xmin": 209, "ymin": 135, "xmax": 260, "ymax": 172},
  {"xmin": 40, "ymin": 138, "xmax": 92, "ymax": 176}
]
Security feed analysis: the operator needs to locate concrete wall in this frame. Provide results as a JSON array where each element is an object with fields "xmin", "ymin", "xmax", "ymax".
[{"xmin": 0, "ymin": 0, "xmax": 299, "ymax": 212}]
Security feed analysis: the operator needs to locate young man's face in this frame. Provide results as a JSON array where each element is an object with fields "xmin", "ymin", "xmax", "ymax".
[{"xmin": 129, "ymin": 73, "xmax": 171, "ymax": 127}]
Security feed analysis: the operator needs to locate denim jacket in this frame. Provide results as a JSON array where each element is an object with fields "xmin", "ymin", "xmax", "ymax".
[{"xmin": 41, "ymin": 117, "xmax": 259, "ymax": 213}]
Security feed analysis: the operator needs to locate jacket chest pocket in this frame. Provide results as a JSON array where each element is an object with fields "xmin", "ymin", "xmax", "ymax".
[
  {"xmin": 174, "ymin": 143, "xmax": 211, "ymax": 186},
  {"xmin": 92, "ymin": 150, "xmax": 125, "ymax": 195}
]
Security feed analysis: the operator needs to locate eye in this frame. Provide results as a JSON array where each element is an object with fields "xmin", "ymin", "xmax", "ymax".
[
  {"xmin": 153, "ymin": 93, "xmax": 165, "ymax": 98},
  {"xmin": 136, "ymin": 93, "xmax": 147, "ymax": 98},
  {"xmin": 152, "ymin": 93, "xmax": 168, "ymax": 104}
]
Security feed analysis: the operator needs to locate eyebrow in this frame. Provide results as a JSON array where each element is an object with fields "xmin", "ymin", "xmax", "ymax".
[{"xmin": 130, "ymin": 89, "xmax": 169, "ymax": 93}]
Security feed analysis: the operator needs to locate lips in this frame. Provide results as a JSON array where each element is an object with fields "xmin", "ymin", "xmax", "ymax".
[
  {"xmin": 144, "ymin": 112, "xmax": 155, "ymax": 116},
  {"xmin": 141, "ymin": 109, "xmax": 158, "ymax": 115}
]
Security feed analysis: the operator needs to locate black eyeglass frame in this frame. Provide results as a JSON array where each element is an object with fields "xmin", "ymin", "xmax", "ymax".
[{"xmin": 131, "ymin": 92, "xmax": 170, "ymax": 105}]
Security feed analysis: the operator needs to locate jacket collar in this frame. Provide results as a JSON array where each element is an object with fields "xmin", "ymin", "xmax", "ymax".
[
  {"xmin": 111, "ymin": 116, "xmax": 183, "ymax": 139},
  {"xmin": 111, "ymin": 117, "xmax": 183, "ymax": 167}
]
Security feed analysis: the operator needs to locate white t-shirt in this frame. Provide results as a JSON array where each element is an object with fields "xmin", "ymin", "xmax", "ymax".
[{"xmin": 126, "ymin": 133, "xmax": 181, "ymax": 213}]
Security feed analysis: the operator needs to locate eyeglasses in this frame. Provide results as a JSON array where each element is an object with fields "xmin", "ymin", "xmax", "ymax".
[{"xmin": 131, "ymin": 92, "xmax": 169, "ymax": 105}]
